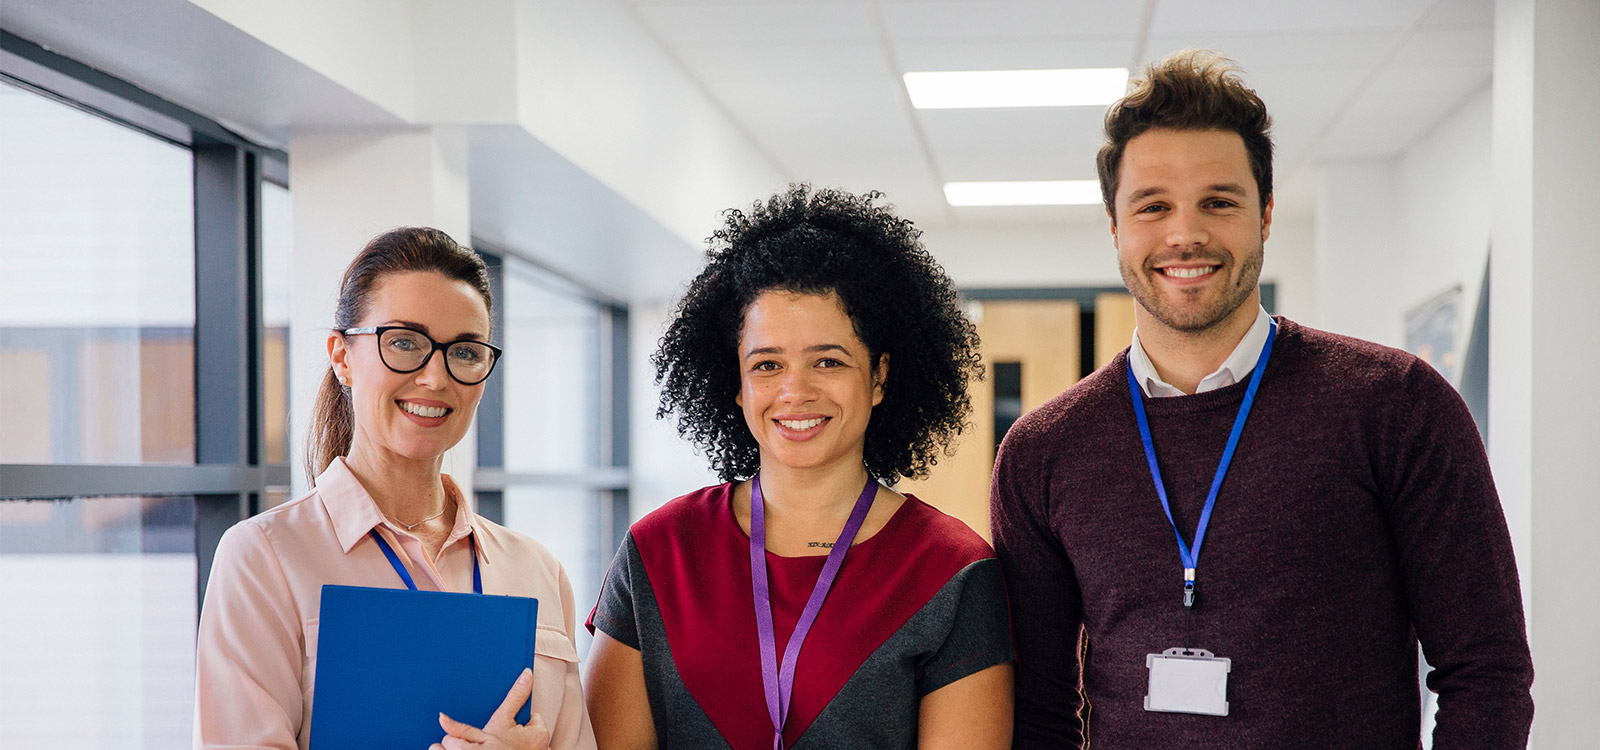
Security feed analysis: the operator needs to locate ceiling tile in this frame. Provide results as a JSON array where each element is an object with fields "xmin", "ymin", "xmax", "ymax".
[
  {"xmin": 1317, "ymin": 64, "xmax": 1490, "ymax": 158},
  {"xmin": 629, "ymin": 0, "xmax": 844, "ymax": 5},
  {"xmin": 1150, "ymin": 0, "xmax": 1436, "ymax": 36},
  {"xmin": 946, "ymin": 203, "xmax": 1110, "ymax": 229},
  {"xmin": 1141, "ymin": 31, "xmax": 1402, "ymax": 71},
  {"xmin": 917, "ymin": 107, "xmax": 1106, "ymax": 181},
  {"xmin": 670, "ymin": 42, "xmax": 933, "ymax": 179},
  {"xmin": 879, "ymin": 1, "xmax": 1145, "ymax": 41},
  {"xmin": 628, "ymin": 0, "xmax": 1499, "ymax": 232},
  {"xmin": 1390, "ymin": 28, "xmax": 1493, "ymax": 67},
  {"xmin": 1420, "ymin": 0, "xmax": 1495, "ymax": 29},
  {"xmin": 670, "ymin": 43, "xmax": 904, "ymax": 121},
  {"xmin": 894, "ymin": 38, "xmax": 1135, "ymax": 71},
  {"xmin": 632, "ymin": 2, "xmax": 875, "ymax": 44}
]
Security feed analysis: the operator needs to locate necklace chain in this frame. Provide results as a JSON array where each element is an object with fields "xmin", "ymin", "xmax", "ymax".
[{"xmin": 385, "ymin": 506, "xmax": 448, "ymax": 531}]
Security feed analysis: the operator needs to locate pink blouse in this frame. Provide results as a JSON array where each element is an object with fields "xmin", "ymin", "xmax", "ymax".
[{"xmin": 193, "ymin": 458, "xmax": 596, "ymax": 750}]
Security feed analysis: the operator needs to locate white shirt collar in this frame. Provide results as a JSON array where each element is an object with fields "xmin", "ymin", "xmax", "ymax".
[{"xmin": 1129, "ymin": 306, "xmax": 1274, "ymax": 398}]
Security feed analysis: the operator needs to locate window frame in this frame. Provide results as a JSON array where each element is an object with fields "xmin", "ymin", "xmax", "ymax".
[
  {"xmin": 0, "ymin": 29, "xmax": 291, "ymax": 610},
  {"xmin": 470, "ymin": 241, "xmax": 632, "ymax": 579}
]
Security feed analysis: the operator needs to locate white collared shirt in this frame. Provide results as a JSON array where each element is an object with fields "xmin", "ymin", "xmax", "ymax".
[{"xmin": 1128, "ymin": 306, "xmax": 1274, "ymax": 397}]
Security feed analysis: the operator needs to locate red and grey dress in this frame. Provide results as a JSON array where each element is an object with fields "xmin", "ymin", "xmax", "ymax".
[{"xmin": 586, "ymin": 483, "xmax": 1013, "ymax": 749}]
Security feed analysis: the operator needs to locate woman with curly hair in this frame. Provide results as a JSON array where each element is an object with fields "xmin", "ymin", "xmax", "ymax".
[{"xmin": 584, "ymin": 185, "xmax": 1013, "ymax": 749}]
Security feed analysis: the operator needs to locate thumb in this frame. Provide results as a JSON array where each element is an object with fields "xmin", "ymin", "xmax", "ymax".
[
  {"xmin": 439, "ymin": 712, "xmax": 489, "ymax": 742},
  {"xmin": 486, "ymin": 667, "xmax": 534, "ymax": 730}
]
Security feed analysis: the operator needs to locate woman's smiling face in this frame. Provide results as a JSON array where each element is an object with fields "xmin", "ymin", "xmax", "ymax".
[
  {"xmin": 735, "ymin": 289, "xmax": 886, "ymax": 475},
  {"xmin": 329, "ymin": 270, "xmax": 492, "ymax": 465}
]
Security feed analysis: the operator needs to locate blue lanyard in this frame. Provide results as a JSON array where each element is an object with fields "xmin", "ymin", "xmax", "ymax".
[
  {"xmin": 1127, "ymin": 321, "xmax": 1275, "ymax": 609},
  {"xmin": 368, "ymin": 528, "xmax": 482, "ymax": 595}
]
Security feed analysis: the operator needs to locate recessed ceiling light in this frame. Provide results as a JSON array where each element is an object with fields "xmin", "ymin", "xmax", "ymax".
[
  {"xmin": 905, "ymin": 68, "xmax": 1129, "ymax": 109},
  {"xmin": 944, "ymin": 180, "xmax": 1103, "ymax": 207}
]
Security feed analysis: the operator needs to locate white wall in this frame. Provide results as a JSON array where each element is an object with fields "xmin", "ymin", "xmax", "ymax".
[
  {"xmin": 1314, "ymin": 87, "xmax": 1492, "ymax": 352},
  {"xmin": 1263, "ymin": 211, "xmax": 1319, "ymax": 325},
  {"xmin": 1492, "ymin": 0, "xmax": 1600, "ymax": 743},
  {"xmin": 186, "ymin": 0, "xmax": 422, "ymax": 121},
  {"xmin": 512, "ymin": 0, "xmax": 788, "ymax": 249}
]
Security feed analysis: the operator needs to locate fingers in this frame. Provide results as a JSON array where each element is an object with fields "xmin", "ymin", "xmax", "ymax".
[
  {"xmin": 525, "ymin": 713, "xmax": 552, "ymax": 750},
  {"xmin": 485, "ymin": 668, "xmax": 534, "ymax": 730},
  {"xmin": 439, "ymin": 712, "xmax": 489, "ymax": 743},
  {"xmin": 526, "ymin": 712, "xmax": 548, "ymax": 734},
  {"xmin": 440, "ymin": 737, "xmax": 477, "ymax": 750}
]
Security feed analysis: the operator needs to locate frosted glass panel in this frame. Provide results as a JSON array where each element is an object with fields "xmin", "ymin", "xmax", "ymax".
[
  {"xmin": 0, "ymin": 495, "xmax": 197, "ymax": 749},
  {"xmin": 503, "ymin": 486, "xmax": 604, "ymax": 656},
  {"xmin": 501, "ymin": 262, "xmax": 602, "ymax": 473},
  {"xmin": 0, "ymin": 80, "xmax": 196, "ymax": 464}
]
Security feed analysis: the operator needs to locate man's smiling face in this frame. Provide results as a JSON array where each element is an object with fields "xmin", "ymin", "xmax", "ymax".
[{"xmin": 1111, "ymin": 127, "xmax": 1271, "ymax": 337}]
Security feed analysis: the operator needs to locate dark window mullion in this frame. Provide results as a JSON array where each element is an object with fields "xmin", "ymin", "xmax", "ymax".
[
  {"xmin": 606, "ymin": 305, "xmax": 630, "ymax": 557},
  {"xmin": 193, "ymin": 144, "xmax": 260, "ymax": 607},
  {"xmin": 475, "ymin": 251, "xmax": 507, "ymax": 525}
]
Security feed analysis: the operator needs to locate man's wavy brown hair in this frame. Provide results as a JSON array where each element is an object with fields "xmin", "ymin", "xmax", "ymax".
[{"xmin": 1097, "ymin": 49, "xmax": 1274, "ymax": 222}]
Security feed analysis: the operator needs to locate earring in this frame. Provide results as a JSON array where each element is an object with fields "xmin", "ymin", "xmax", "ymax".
[{"xmin": 337, "ymin": 375, "xmax": 349, "ymax": 386}]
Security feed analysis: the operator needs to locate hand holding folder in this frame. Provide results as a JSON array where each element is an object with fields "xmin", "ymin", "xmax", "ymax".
[
  {"xmin": 433, "ymin": 668, "xmax": 552, "ymax": 750},
  {"xmin": 309, "ymin": 584, "xmax": 543, "ymax": 749}
]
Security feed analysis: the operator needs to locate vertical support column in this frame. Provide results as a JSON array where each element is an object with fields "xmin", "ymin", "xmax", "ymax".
[
  {"xmin": 1492, "ymin": 0, "xmax": 1600, "ymax": 743},
  {"xmin": 475, "ymin": 252, "xmax": 506, "ymax": 524},
  {"xmin": 605, "ymin": 305, "xmax": 631, "ymax": 556},
  {"xmin": 287, "ymin": 128, "xmax": 474, "ymax": 497},
  {"xmin": 193, "ymin": 143, "xmax": 262, "ymax": 607}
]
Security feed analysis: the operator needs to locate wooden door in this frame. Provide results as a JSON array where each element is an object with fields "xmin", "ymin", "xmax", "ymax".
[
  {"xmin": 1094, "ymin": 292, "xmax": 1137, "ymax": 369},
  {"xmin": 898, "ymin": 300, "xmax": 1080, "ymax": 540}
]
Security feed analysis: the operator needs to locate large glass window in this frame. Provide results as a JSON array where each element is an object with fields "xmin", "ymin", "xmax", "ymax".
[
  {"xmin": 261, "ymin": 180, "xmax": 293, "ymax": 470},
  {"xmin": 2, "ymin": 35, "xmax": 285, "ymax": 749},
  {"xmin": 503, "ymin": 486, "xmax": 606, "ymax": 641},
  {"xmin": 490, "ymin": 256, "xmax": 626, "ymax": 655},
  {"xmin": 0, "ymin": 77, "xmax": 199, "ymax": 750},
  {"xmin": 0, "ymin": 495, "xmax": 196, "ymax": 747},
  {"xmin": 502, "ymin": 263, "xmax": 604, "ymax": 473},
  {"xmin": 0, "ymin": 80, "xmax": 196, "ymax": 464}
]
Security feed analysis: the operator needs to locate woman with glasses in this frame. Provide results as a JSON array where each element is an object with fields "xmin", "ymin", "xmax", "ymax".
[
  {"xmin": 194, "ymin": 227, "xmax": 596, "ymax": 750},
  {"xmin": 584, "ymin": 186, "xmax": 1013, "ymax": 749}
]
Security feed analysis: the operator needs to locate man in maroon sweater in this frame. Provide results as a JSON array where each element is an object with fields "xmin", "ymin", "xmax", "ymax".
[{"xmin": 991, "ymin": 49, "xmax": 1533, "ymax": 748}]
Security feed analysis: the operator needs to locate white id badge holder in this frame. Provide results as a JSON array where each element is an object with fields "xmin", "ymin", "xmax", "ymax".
[{"xmin": 1144, "ymin": 647, "xmax": 1230, "ymax": 716}]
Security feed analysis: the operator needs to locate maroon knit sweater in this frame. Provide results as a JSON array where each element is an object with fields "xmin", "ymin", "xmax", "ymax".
[{"xmin": 991, "ymin": 318, "xmax": 1532, "ymax": 749}]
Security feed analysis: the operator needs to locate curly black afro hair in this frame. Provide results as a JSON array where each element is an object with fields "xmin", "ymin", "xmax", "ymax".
[{"xmin": 653, "ymin": 184, "xmax": 983, "ymax": 483}]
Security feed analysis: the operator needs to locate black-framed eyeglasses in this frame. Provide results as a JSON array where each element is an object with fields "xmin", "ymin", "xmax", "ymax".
[{"xmin": 339, "ymin": 326, "xmax": 503, "ymax": 385}]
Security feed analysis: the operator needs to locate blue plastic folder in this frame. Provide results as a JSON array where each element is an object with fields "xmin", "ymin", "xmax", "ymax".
[{"xmin": 309, "ymin": 584, "xmax": 539, "ymax": 749}]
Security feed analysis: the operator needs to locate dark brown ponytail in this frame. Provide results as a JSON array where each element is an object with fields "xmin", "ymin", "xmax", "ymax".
[
  {"xmin": 305, "ymin": 369, "xmax": 357, "ymax": 487},
  {"xmin": 303, "ymin": 227, "xmax": 492, "ymax": 486}
]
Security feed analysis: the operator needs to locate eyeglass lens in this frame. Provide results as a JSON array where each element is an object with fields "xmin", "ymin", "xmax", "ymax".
[{"xmin": 379, "ymin": 328, "xmax": 494, "ymax": 381}]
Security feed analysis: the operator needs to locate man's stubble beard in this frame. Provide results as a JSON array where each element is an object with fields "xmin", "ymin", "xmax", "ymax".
[{"xmin": 1120, "ymin": 241, "xmax": 1264, "ymax": 335}]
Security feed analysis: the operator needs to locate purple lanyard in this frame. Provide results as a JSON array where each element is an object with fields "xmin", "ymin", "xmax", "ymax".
[{"xmin": 750, "ymin": 472, "xmax": 877, "ymax": 750}]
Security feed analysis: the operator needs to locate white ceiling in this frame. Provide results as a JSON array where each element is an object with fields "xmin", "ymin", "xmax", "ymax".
[{"xmin": 622, "ymin": 0, "xmax": 1494, "ymax": 226}]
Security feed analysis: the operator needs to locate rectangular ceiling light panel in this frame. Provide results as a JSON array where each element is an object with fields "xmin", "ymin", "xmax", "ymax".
[
  {"xmin": 905, "ymin": 68, "xmax": 1129, "ymax": 109},
  {"xmin": 944, "ymin": 180, "xmax": 1104, "ymax": 207}
]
